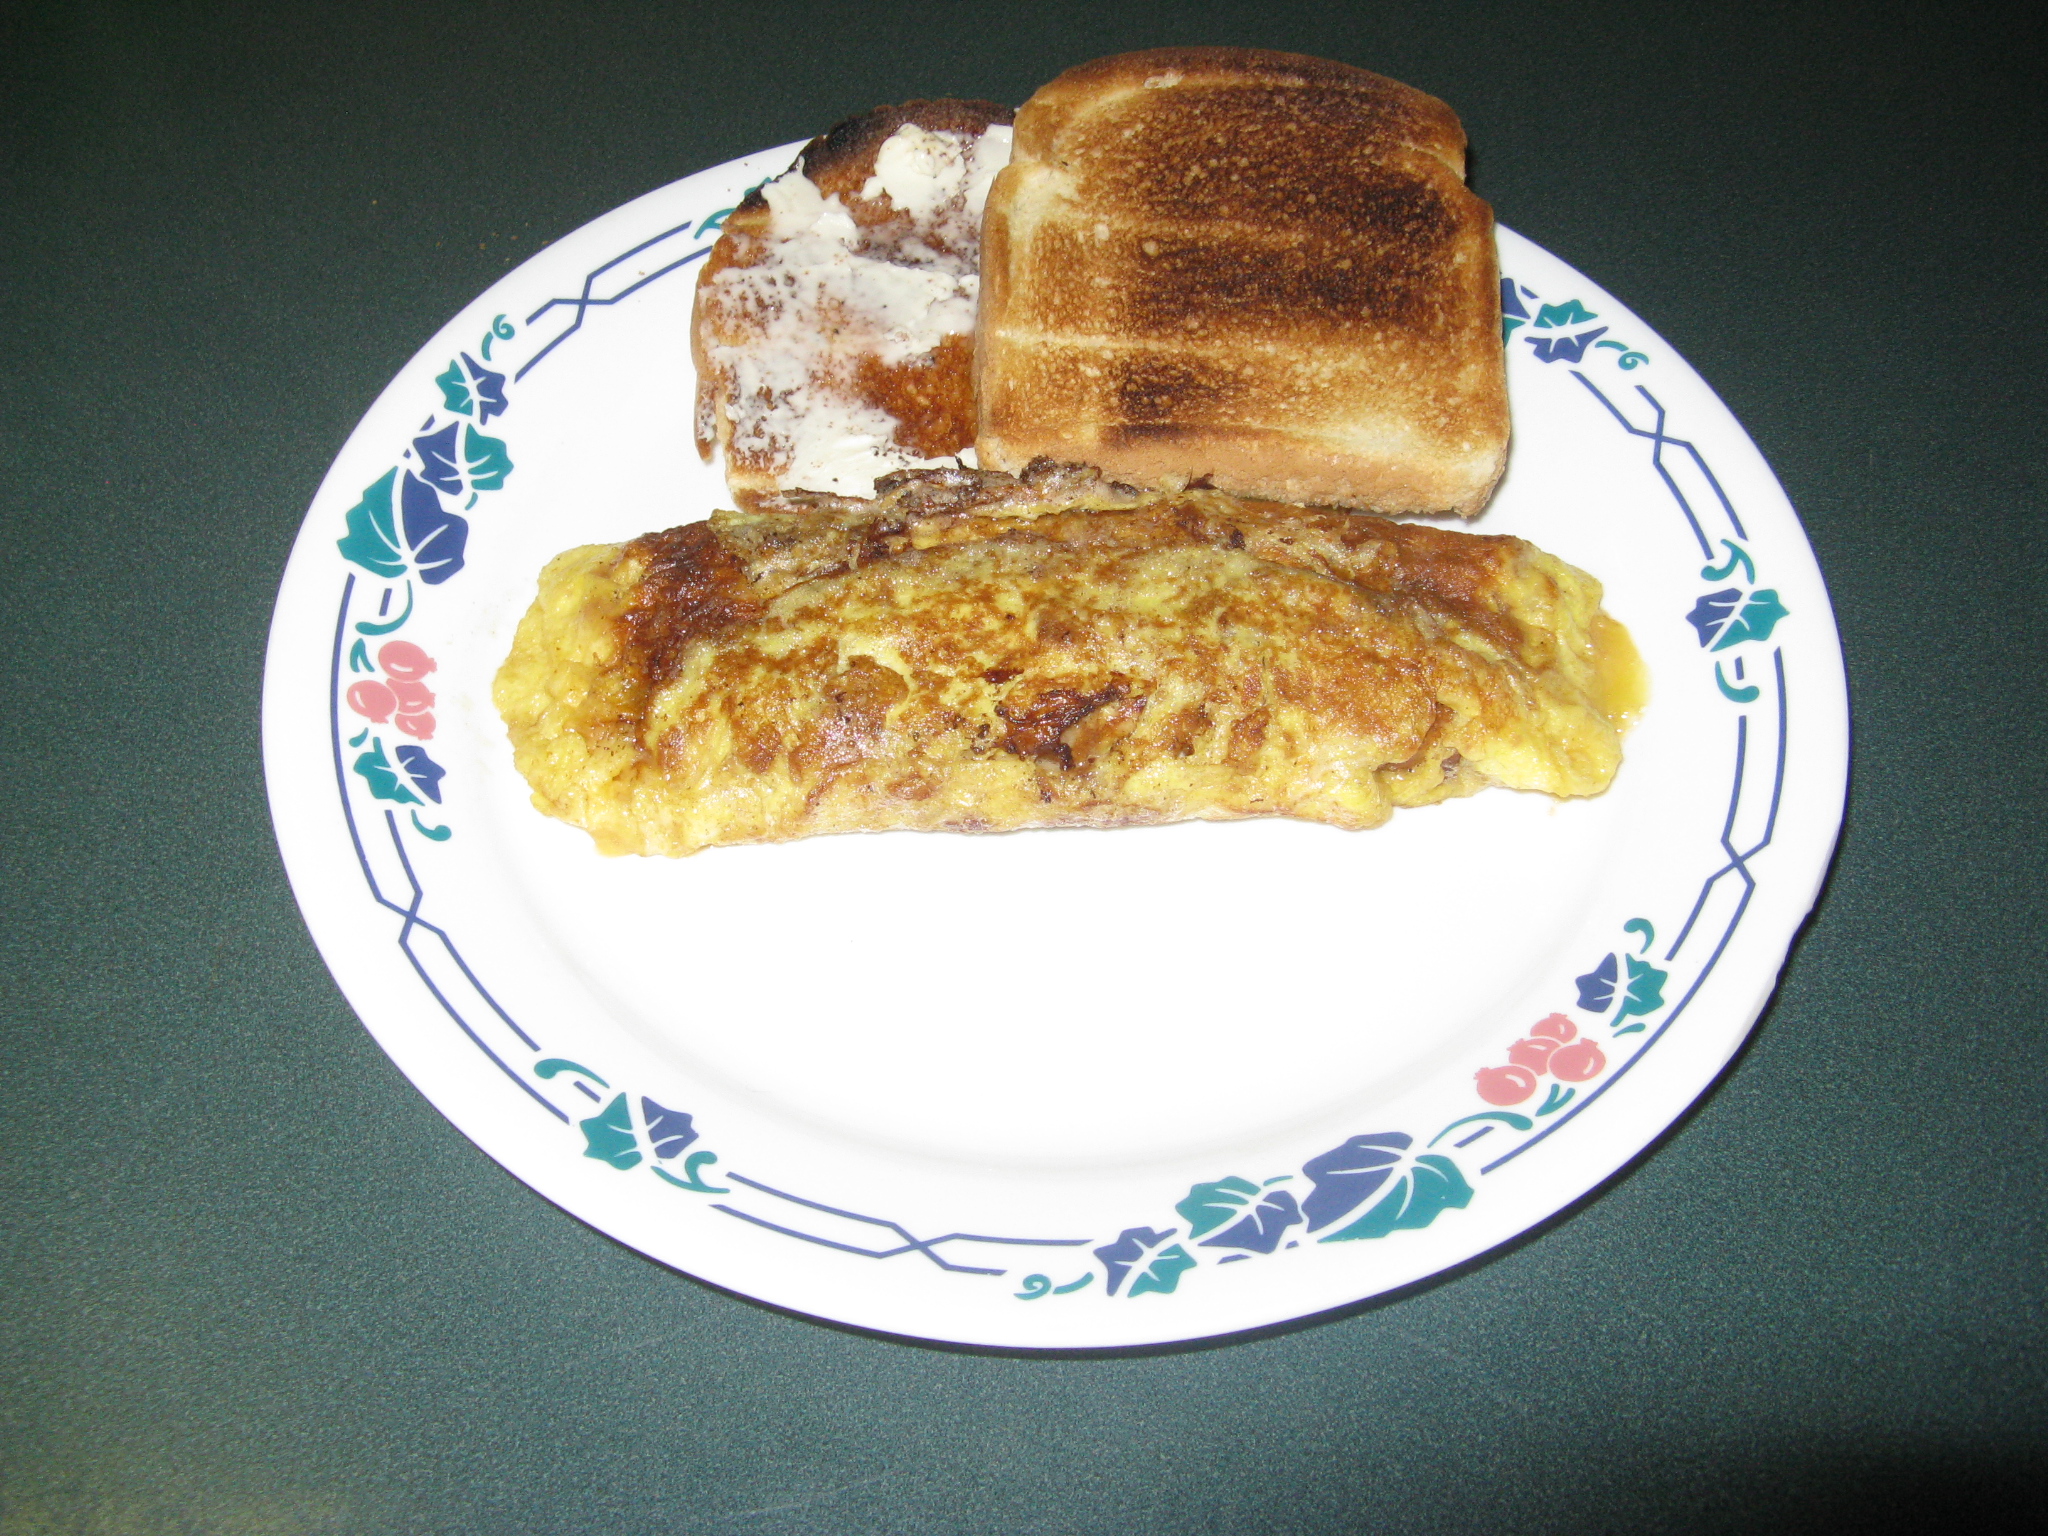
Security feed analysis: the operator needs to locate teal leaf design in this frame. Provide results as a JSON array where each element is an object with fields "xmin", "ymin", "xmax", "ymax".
[
  {"xmin": 1716, "ymin": 589, "xmax": 1789, "ymax": 648},
  {"xmin": 579, "ymin": 1093, "xmax": 641, "ymax": 1169},
  {"xmin": 1318, "ymin": 1153, "xmax": 1473, "ymax": 1242},
  {"xmin": 535, "ymin": 1058, "xmax": 608, "ymax": 1086},
  {"xmin": 348, "ymin": 638, "xmax": 373, "ymax": 673},
  {"xmin": 1535, "ymin": 299, "xmax": 1597, "ymax": 328},
  {"xmin": 434, "ymin": 360, "xmax": 474, "ymax": 416},
  {"xmin": 338, "ymin": 470, "xmax": 468, "ymax": 584},
  {"xmin": 336, "ymin": 469, "xmax": 406, "ymax": 577},
  {"xmin": 1687, "ymin": 588, "xmax": 1790, "ymax": 650},
  {"xmin": 463, "ymin": 426, "xmax": 514, "ymax": 490},
  {"xmin": 1128, "ymin": 1243, "xmax": 1197, "ymax": 1297},
  {"xmin": 1428, "ymin": 1110, "xmax": 1534, "ymax": 1146},
  {"xmin": 652, "ymin": 1151, "xmax": 726, "ymax": 1193},
  {"xmin": 408, "ymin": 811, "xmax": 452, "ymax": 842},
  {"xmin": 1199, "ymin": 1188, "xmax": 1302, "ymax": 1254},
  {"xmin": 1715, "ymin": 662, "xmax": 1761, "ymax": 703},
  {"xmin": 355, "ymin": 581, "xmax": 414, "ymax": 637},
  {"xmin": 1616, "ymin": 955, "xmax": 1667, "ymax": 1021},
  {"xmin": 1176, "ymin": 1176, "xmax": 1261, "ymax": 1239},
  {"xmin": 1700, "ymin": 541, "xmax": 1755, "ymax": 584},
  {"xmin": 351, "ymin": 737, "xmax": 420, "ymax": 804},
  {"xmin": 460, "ymin": 352, "xmax": 509, "ymax": 423}
]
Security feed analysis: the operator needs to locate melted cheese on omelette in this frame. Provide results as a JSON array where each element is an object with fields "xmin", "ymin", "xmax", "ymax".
[{"xmin": 495, "ymin": 464, "xmax": 1639, "ymax": 857}]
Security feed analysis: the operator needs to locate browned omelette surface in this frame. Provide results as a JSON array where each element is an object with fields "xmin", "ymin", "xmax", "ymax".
[{"xmin": 494, "ymin": 464, "xmax": 1637, "ymax": 857}]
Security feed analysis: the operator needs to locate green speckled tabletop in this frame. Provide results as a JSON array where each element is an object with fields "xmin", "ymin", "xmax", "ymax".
[{"xmin": 3, "ymin": 2, "xmax": 2043, "ymax": 1531}]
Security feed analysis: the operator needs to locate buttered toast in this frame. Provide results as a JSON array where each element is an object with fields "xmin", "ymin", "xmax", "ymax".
[
  {"xmin": 976, "ymin": 49, "xmax": 1508, "ymax": 517},
  {"xmin": 693, "ymin": 99, "xmax": 1013, "ymax": 507}
]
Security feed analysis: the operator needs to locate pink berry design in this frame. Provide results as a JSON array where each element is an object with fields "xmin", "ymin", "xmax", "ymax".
[
  {"xmin": 1474, "ymin": 1010, "xmax": 1609, "ymax": 1107},
  {"xmin": 1475, "ymin": 1065, "xmax": 1538, "ymax": 1106},
  {"xmin": 1548, "ymin": 1039, "xmax": 1607, "ymax": 1082},
  {"xmin": 346, "ymin": 641, "xmax": 439, "ymax": 740}
]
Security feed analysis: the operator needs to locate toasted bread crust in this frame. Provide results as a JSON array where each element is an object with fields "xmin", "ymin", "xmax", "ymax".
[
  {"xmin": 977, "ymin": 49, "xmax": 1506, "ymax": 516},
  {"xmin": 795, "ymin": 98, "xmax": 1014, "ymax": 198},
  {"xmin": 692, "ymin": 99, "xmax": 1013, "ymax": 507}
]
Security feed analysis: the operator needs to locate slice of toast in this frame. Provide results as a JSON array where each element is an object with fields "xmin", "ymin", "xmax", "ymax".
[
  {"xmin": 976, "ymin": 49, "xmax": 1507, "ymax": 516},
  {"xmin": 693, "ymin": 99, "xmax": 1014, "ymax": 507}
]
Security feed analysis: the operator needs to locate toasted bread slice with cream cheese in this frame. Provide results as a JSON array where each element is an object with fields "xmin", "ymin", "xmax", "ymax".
[
  {"xmin": 693, "ymin": 99, "xmax": 1013, "ymax": 507},
  {"xmin": 977, "ymin": 49, "xmax": 1508, "ymax": 516}
]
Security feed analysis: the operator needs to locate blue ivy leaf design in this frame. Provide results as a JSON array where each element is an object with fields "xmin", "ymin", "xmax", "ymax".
[
  {"xmin": 412, "ymin": 421, "xmax": 513, "ymax": 501},
  {"xmin": 1688, "ymin": 589, "xmax": 1790, "ymax": 651},
  {"xmin": 393, "ymin": 743, "xmax": 445, "ymax": 804},
  {"xmin": 1318, "ymin": 1154, "xmax": 1473, "ymax": 1242},
  {"xmin": 399, "ymin": 472, "xmax": 468, "ymax": 585},
  {"xmin": 1576, "ymin": 952, "xmax": 1619, "ymax": 1013},
  {"xmin": 412, "ymin": 422, "xmax": 465, "ymax": 496},
  {"xmin": 460, "ymin": 352, "xmax": 509, "ymax": 423},
  {"xmin": 579, "ymin": 1093, "xmax": 641, "ymax": 1169},
  {"xmin": 640, "ymin": 1098, "xmax": 699, "ymax": 1160},
  {"xmin": 413, "ymin": 422, "xmax": 512, "ymax": 498},
  {"xmin": 351, "ymin": 737, "xmax": 420, "ymax": 805},
  {"xmin": 1617, "ymin": 954, "xmax": 1668, "ymax": 1021},
  {"xmin": 1095, "ymin": 1226, "xmax": 1181, "ymax": 1297},
  {"xmin": 1300, "ymin": 1133, "xmax": 1410, "ymax": 1233},
  {"xmin": 435, "ymin": 360, "xmax": 475, "ymax": 416},
  {"xmin": 1529, "ymin": 326, "xmax": 1609, "ymax": 363},
  {"xmin": 1686, "ymin": 589, "xmax": 1742, "ymax": 647},
  {"xmin": 336, "ymin": 469, "xmax": 407, "ymax": 578},
  {"xmin": 1199, "ymin": 1188, "xmax": 1303, "ymax": 1254},
  {"xmin": 1176, "ymin": 1176, "xmax": 1261, "ymax": 1239},
  {"xmin": 463, "ymin": 426, "xmax": 514, "ymax": 491},
  {"xmin": 1500, "ymin": 277, "xmax": 1531, "ymax": 340}
]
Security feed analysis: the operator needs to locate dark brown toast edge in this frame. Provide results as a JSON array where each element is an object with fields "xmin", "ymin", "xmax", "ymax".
[
  {"xmin": 978, "ymin": 49, "xmax": 1504, "ymax": 517},
  {"xmin": 692, "ymin": 98, "xmax": 1016, "ymax": 466}
]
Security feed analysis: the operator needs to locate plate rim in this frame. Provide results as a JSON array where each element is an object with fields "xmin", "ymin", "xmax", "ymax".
[{"xmin": 262, "ymin": 146, "xmax": 1849, "ymax": 1350}]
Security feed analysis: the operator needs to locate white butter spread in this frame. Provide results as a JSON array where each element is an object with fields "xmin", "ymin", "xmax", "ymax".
[{"xmin": 702, "ymin": 122, "xmax": 1014, "ymax": 497}]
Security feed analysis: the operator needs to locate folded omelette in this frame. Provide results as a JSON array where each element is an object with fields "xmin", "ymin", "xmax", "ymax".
[{"xmin": 494, "ymin": 463, "xmax": 1639, "ymax": 857}]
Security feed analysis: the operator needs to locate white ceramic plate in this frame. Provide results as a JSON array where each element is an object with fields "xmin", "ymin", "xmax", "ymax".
[{"xmin": 263, "ymin": 145, "xmax": 1847, "ymax": 1349}]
